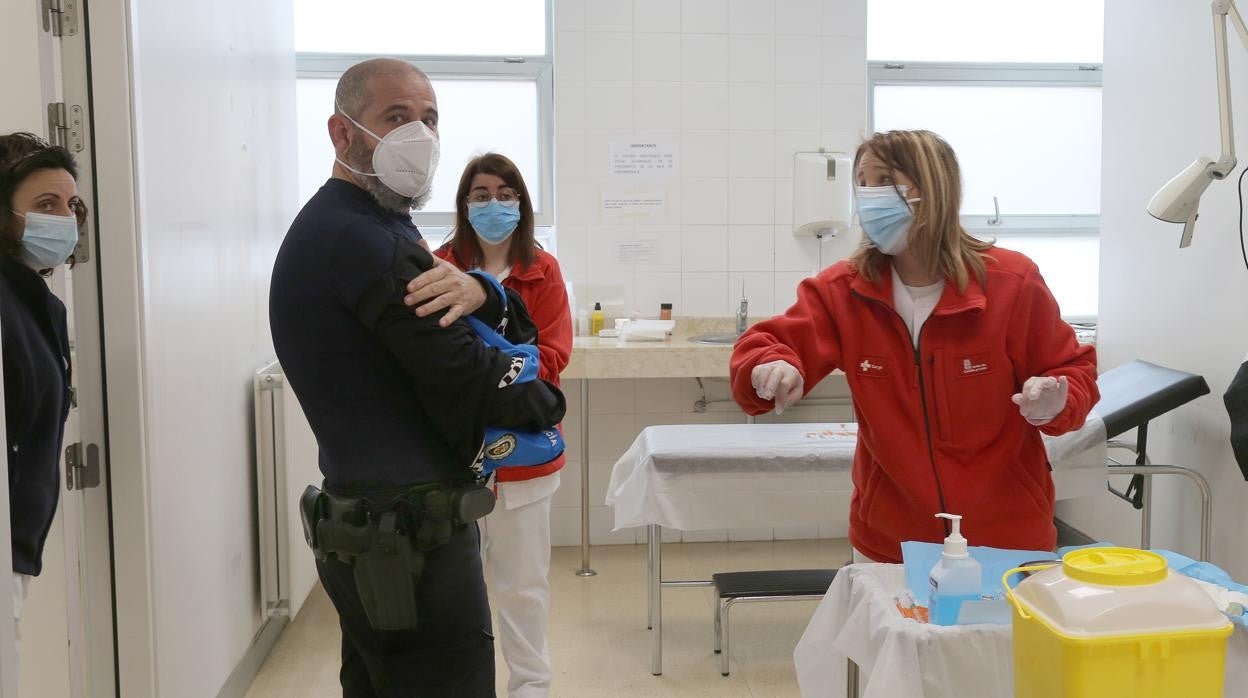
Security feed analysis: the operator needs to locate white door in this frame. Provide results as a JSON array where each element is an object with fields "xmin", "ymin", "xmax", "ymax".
[{"xmin": 0, "ymin": 2, "xmax": 117, "ymax": 697}]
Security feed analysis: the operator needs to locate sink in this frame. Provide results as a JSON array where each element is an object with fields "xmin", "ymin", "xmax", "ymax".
[{"xmin": 689, "ymin": 333, "xmax": 740, "ymax": 346}]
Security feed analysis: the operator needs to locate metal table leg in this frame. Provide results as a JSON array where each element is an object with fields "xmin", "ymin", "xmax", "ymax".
[
  {"xmin": 847, "ymin": 658, "xmax": 859, "ymax": 697},
  {"xmin": 647, "ymin": 525, "xmax": 655, "ymax": 630},
  {"xmin": 1140, "ymin": 471, "xmax": 1153, "ymax": 551},
  {"xmin": 650, "ymin": 523, "xmax": 662, "ymax": 675},
  {"xmin": 1113, "ymin": 464, "xmax": 1213, "ymax": 561},
  {"xmin": 576, "ymin": 379, "xmax": 596, "ymax": 576}
]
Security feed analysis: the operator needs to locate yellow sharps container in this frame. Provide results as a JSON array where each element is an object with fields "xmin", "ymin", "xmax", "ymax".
[{"xmin": 1004, "ymin": 547, "xmax": 1232, "ymax": 698}]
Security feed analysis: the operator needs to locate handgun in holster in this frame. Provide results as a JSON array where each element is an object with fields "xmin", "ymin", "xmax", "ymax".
[{"xmin": 298, "ymin": 481, "xmax": 495, "ymax": 632}]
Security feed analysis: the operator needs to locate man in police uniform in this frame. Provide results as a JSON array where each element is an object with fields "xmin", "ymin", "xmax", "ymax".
[{"xmin": 270, "ymin": 58, "xmax": 565, "ymax": 697}]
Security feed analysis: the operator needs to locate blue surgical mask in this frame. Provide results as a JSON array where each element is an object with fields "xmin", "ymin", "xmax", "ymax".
[
  {"xmin": 855, "ymin": 185, "xmax": 920, "ymax": 256},
  {"xmin": 468, "ymin": 199, "xmax": 522, "ymax": 244},
  {"xmin": 16, "ymin": 211, "xmax": 79, "ymax": 269}
]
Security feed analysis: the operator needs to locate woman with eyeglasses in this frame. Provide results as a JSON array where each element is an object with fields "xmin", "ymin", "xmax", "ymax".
[
  {"xmin": 0, "ymin": 132, "xmax": 85, "ymax": 658},
  {"xmin": 434, "ymin": 152, "xmax": 571, "ymax": 698}
]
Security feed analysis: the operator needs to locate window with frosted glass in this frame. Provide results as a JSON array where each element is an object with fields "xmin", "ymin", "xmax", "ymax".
[
  {"xmin": 294, "ymin": 0, "xmax": 546, "ymax": 56},
  {"xmin": 296, "ymin": 78, "xmax": 541, "ymax": 214},
  {"xmin": 873, "ymin": 84, "xmax": 1102, "ymax": 216},
  {"xmin": 867, "ymin": 0, "xmax": 1103, "ymax": 63},
  {"xmin": 867, "ymin": 0, "xmax": 1104, "ymax": 319}
]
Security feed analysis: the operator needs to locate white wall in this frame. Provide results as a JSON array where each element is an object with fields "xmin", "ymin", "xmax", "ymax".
[
  {"xmin": 552, "ymin": 0, "xmax": 868, "ymax": 318},
  {"xmin": 546, "ymin": 0, "xmax": 869, "ymax": 546},
  {"xmin": 0, "ymin": 1, "xmax": 51, "ymax": 132},
  {"xmin": 124, "ymin": 0, "xmax": 297, "ymax": 693},
  {"xmin": 1058, "ymin": 0, "xmax": 1248, "ymax": 578}
]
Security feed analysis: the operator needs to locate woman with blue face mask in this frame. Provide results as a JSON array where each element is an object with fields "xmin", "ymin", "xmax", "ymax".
[
  {"xmin": 0, "ymin": 132, "xmax": 85, "ymax": 657},
  {"xmin": 731, "ymin": 130, "xmax": 1099, "ymax": 564},
  {"xmin": 434, "ymin": 152, "xmax": 571, "ymax": 698}
]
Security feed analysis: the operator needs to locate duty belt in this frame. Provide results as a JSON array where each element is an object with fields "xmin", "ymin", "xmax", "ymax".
[{"xmin": 298, "ymin": 480, "xmax": 495, "ymax": 632}]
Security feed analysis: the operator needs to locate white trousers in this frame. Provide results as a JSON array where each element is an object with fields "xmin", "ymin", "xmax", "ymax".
[
  {"xmin": 482, "ymin": 476, "xmax": 556, "ymax": 698},
  {"xmin": 12, "ymin": 573, "xmax": 29, "ymax": 679}
]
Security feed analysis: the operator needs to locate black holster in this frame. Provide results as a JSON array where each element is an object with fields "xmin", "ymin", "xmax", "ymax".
[{"xmin": 299, "ymin": 481, "xmax": 495, "ymax": 632}]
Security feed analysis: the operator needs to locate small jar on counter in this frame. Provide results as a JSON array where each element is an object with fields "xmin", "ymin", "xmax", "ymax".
[{"xmin": 659, "ymin": 303, "xmax": 672, "ymax": 321}]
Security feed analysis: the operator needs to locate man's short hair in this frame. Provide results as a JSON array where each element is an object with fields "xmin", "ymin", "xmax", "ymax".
[{"xmin": 335, "ymin": 58, "xmax": 429, "ymax": 119}]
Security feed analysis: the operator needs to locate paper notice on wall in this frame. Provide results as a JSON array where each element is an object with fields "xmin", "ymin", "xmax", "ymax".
[
  {"xmin": 610, "ymin": 139, "xmax": 677, "ymax": 177},
  {"xmin": 602, "ymin": 190, "xmax": 667, "ymax": 218},
  {"xmin": 618, "ymin": 241, "xmax": 656, "ymax": 263}
]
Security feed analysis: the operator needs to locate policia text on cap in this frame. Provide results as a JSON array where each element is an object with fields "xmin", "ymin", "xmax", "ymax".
[{"xmin": 269, "ymin": 58, "xmax": 566, "ymax": 697}]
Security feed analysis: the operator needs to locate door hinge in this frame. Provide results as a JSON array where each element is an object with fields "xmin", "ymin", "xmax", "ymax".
[
  {"xmin": 41, "ymin": 0, "xmax": 80, "ymax": 37},
  {"xmin": 65, "ymin": 442, "xmax": 101, "ymax": 491},
  {"xmin": 47, "ymin": 102, "xmax": 85, "ymax": 153}
]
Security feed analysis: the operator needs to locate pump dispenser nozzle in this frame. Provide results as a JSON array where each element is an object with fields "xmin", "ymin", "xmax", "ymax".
[{"xmin": 935, "ymin": 513, "xmax": 968, "ymax": 559}]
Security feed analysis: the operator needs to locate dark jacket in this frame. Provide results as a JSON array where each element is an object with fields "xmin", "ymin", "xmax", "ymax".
[
  {"xmin": 270, "ymin": 179, "xmax": 565, "ymax": 488},
  {"xmin": 1, "ymin": 256, "xmax": 70, "ymax": 576}
]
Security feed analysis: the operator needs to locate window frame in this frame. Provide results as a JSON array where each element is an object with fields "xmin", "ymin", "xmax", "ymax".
[
  {"xmin": 294, "ymin": 0, "xmax": 555, "ymax": 228},
  {"xmin": 867, "ymin": 61, "xmax": 1102, "ymax": 237}
]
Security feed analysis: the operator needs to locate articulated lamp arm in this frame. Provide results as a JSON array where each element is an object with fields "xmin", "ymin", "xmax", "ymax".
[{"xmin": 1148, "ymin": 0, "xmax": 1248, "ymax": 247}]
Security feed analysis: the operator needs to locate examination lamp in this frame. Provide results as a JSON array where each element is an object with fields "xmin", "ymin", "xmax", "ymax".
[{"xmin": 1147, "ymin": 0, "xmax": 1248, "ymax": 247}]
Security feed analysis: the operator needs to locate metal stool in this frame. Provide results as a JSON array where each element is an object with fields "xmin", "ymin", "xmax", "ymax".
[{"xmin": 712, "ymin": 569, "xmax": 837, "ymax": 676}]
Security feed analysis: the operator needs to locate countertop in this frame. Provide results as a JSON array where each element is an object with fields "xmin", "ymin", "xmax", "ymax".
[
  {"xmin": 560, "ymin": 318, "xmax": 1098, "ymax": 381},
  {"xmin": 562, "ymin": 317, "xmax": 740, "ymax": 380}
]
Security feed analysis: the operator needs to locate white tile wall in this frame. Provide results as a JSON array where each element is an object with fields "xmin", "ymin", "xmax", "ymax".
[
  {"xmin": 729, "ymin": 35, "xmax": 776, "ymax": 83},
  {"xmin": 681, "ymin": 130, "xmax": 731, "ymax": 177},
  {"xmin": 555, "ymin": 32, "xmax": 589, "ymax": 81},
  {"xmin": 775, "ymin": 36, "xmax": 823, "ymax": 84},
  {"xmin": 682, "ymin": 272, "xmax": 730, "ymax": 315},
  {"xmin": 681, "ymin": 82, "xmax": 732, "ymax": 130},
  {"xmin": 634, "ymin": 82, "xmax": 683, "ymax": 129},
  {"xmin": 727, "ymin": 224, "xmax": 774, "ymax": 272},
  {"xmin": 634, "ymin": 33, "xmax": 682, "ymax": 81},
  {"xmin": 728, "ymin": 0, "xmax": 775, "ymax": 35},
  {"xmin": 682, "ymin": 0, "xmax": 729, "ymax": 34},
  {"xmin": 729, "ymin": 83, "xmax": 776, "ymax": 131},
  {"xmin": 775, "ymin": 0, "xmax": 826, "ymax": 36},
  {"xmin": 680, "ymin": 177, "xmax": 729, "ymax": 224},
  {"xmin": 550, "ymin": 0, "xmax": 868, "ymax": 547},
  {"xmin": 728, "ymin": 177, "xmax": 775, "ymax": 224},
  {"xmin": 774, "ymin": 84, "xmax": 823, "ymax": 131},
  {"xmin": 633, "ymin": 0, "xmax": 681, "ymax": 33},
  {"xmin": 729, "ymin": 131, "xmax": 775, "ymax": 178},
  {"xmin": 680, "ymin": 225, "xmax": 729, "ymax": 271},
  {"xmin": 585, "ymin": 83, "xmax": 636, "ymax": 130},
  {"xmin": 586, "ymin": 0, "xmax": 634, "ymax": 32},
  {"xmin": 682, "ymin": 34, "xmax": 731, "ymax": 82},
  {"xmin": 729, "ymin": 271, "xmax": 775, "ymax": 316}
]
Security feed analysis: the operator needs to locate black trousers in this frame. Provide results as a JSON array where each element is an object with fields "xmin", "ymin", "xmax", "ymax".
[{"xmin": 316, "ymin": 523, "xmax": 495, "ymax": 697}]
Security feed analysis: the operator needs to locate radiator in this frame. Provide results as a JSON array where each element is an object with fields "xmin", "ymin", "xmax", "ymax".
[
  {"xmin": 253, "ymin": 360, "xmax": 291, "ymax": 620},
  {"xmin": 253, "ymin": 360, "xmax": 323, "ymax": 619}
]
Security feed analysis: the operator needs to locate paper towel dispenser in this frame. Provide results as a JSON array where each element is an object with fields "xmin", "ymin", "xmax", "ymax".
[{"xmin": 792, "ymin": 151, "xmax": 853, "ymax": 238}]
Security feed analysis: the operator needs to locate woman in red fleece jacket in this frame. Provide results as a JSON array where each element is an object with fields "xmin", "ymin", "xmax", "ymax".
[
  {"xmin": 731, "ymin": 130, "xmax": 1097, "ymax": 563},
  {"xmin": 434, "ymin": 152, "xmax": 570, "ymax": 697}
]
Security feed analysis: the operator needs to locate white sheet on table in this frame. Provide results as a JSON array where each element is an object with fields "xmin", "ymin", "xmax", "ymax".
[
  {"xmin": 607, "ymin": 417, "xmax": 1109, "ymax": 532},
  {"xmin": 1045, "ymin": 410, "xmax": 1107, "ymax": 500},
  {"xmin": 793, "ymin": 563, "xmax": 1248, "ymax": 698},
  {"xmin": 605, "ymin": 423, "xmax": 858, "ymax": 531}
]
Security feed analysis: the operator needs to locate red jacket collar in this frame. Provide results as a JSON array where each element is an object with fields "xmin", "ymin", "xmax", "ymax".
[
  {"xmin": 849, "ymin": 260, "xmax": 987, "ymax": 316},
  {"xmin": 437, "ymin": 244, "xmax": 547, "ymax": 283}
]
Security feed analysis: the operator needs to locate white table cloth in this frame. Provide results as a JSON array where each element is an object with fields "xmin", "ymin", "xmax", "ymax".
[
  {"xmin": 793, "ymin": 564, "xmax": 1248, "ymax": 698},
  {"xmin": 607, "ymin": 417, "xmax": 1109, "ymax": 533}
]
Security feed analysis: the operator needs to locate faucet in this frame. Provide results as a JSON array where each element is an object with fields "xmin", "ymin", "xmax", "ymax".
[{"xmin": 735, "ymin": 280, "xmax": 748, "ymax": 335}]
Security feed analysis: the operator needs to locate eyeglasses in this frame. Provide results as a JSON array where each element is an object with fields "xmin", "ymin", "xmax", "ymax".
[{"xmin": 466, "ymin": 188, "xmax": 519, "ymax": 204}]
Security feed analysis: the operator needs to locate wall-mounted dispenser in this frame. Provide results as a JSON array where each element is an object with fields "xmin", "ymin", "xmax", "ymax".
[{"xmin": 793, "ymin": 151, "xmax": 854, "ymax": 239}]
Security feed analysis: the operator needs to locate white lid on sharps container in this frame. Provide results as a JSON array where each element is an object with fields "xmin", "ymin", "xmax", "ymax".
[
  {"xmin": 935, "ymin": 513, "xmax": 968, "ymax": 559},
  {"xmin": 1013, "ymin": 548, "xmax": 1232, "ymax": 638}
]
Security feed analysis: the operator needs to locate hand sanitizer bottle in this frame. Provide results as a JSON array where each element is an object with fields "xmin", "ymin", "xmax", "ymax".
[{"xmin": 928, "ymin": 513, "xmax": 981, "ymax": 626}]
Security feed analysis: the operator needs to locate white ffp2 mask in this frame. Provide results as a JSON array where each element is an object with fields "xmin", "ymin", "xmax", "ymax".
[{"xmin": 335, "ymin": 105, "xmax": 440, "ymax": 199}]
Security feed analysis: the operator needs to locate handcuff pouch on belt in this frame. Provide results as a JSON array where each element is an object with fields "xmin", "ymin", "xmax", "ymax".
[{"xmin": 298, "ymin": 481, "xmax": 495, "ymax": 632}]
